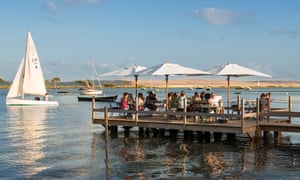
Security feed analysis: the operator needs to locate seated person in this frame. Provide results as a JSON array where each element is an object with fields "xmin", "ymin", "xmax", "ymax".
[
  {"xmin": 169, "ymin": 92, "xmax": 179, "ymax": 111},
  {"xmin": 260, "ymin": 93, "xmax": 270, "ymax": 112},
  {"xmin": 208, "ymin": 92, "xmax": 223, "ymax": 113},
  {"xmin": 167, "ymin": 92, "xmax": 174, "ymax": 109},
  {"xmin": 200, "ymin": 91, "xmax": 206, "ymax": 101},
  {"xmin": 191, "ymin": 92, "xmax": 204, "ymax": 111},
  {"xmin": 177, "ymin": 91, "xmax": 187, "ymax": 112},
  {"xmin": 145, "ymin": 91, "xmax": 158, "ymax": 111},
  {"xmin": 120, "ymin": 92, "xmax": 131, "ymax": 110},
  {"xmin": 192, "ymin": 92, "xmax": 201, "ymax": 101},
  {"xmin": 135, "ymin": 93, "xmax": 145, "ymax": 110}
]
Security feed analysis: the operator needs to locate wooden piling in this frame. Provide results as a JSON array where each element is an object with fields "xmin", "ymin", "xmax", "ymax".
[{"xmin": 104, "ymin": 106, "xmax": 110, "ymax": 178}]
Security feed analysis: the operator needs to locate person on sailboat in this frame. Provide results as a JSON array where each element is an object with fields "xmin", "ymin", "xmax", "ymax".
[{"xmin": 44, "ymin": 93, "xmax": 49, "ymax": 101}]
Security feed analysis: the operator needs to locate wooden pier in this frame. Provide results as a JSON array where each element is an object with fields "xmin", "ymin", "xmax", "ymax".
[{"xmin": 91, "ymin": 96, "xmax": 300, "ymax": 141}]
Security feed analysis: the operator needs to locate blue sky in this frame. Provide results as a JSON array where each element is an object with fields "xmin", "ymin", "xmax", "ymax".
[{"xmin": 1, "ymin": 0, "xmax": 300, "ymax": 81}]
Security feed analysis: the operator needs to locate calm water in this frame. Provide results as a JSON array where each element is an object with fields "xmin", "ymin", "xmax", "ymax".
[{"xmin": 1, "ymin": 87, "xmax": 300, "ymax": 179}]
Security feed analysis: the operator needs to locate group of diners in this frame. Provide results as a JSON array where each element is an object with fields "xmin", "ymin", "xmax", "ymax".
[
  {"xmin": 168, "ymin": 91, "xmax": 223, "ymax": 114},
  {"xmin": 119, "ymin": 91, "xmax": 161, "ymax": 111},
  {"xmin": 119, "ymin": 90, "xmax": 224, "ymax": 114}
]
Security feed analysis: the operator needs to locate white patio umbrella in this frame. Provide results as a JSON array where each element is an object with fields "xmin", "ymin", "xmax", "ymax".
[
  {"xmin": 100, "ymin": 64, "xmax": 147, "ymax": 107},
  {"xmin": 207, "ymin": 62, "xmax": 272, "ymax": 113},
  {"xmin": 136, "ymin": 61, "xmax": 211, "ymax": 110}
]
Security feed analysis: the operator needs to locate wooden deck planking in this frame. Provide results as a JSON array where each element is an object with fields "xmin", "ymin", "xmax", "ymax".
[
  {"xmin": 260, "ymin": 123, "xmax": 300, "ymax": 132},
  {"xmin": 93, "ymin": 114, "xmax": 258, "ymax": 134}
]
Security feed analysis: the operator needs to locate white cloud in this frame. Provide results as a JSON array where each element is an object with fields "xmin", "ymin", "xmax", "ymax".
[
  {"xmin": 43, "ymin": 1, "xmax": 58, "ymax": 14},
  {"xmin": 193, "ymin": 7, "xmax": 236, "ymax": 25}
]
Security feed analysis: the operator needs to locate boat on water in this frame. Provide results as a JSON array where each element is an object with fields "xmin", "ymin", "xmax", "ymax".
[
  {"xmin": 77, "ymin": 95, "xmax": 118, "ymax": 102},
  {"xmin": 6, "ymin": 32, "xmax": 59, "ymax": 106},
  {"xmin": 235, "ymin": 86, "xmax": 252, "ymax": 90},
  {"xmin": 195, "ymin": 86, "xmax": 211, "ymax": 91},
  {"xmin": 79, "ymin": 61, "xmax": 104, "ymax": 95},
  {"xmin": 79, "ymin": 87, "xmax": 103, "ymax": 95}
]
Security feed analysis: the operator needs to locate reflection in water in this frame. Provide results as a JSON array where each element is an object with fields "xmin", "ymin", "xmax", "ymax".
[
  {"xmin": 6, "ymin": 106, "xmax": 49, "ymax": 176},
  {"xmin": 90, "ymin": 132, "xmax": 300, "ymax": 179}
]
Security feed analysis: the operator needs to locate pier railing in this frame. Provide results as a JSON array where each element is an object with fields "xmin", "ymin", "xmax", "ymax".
[{"xmin": 92, "ymin": 96, "xmax": 300, "ymax": 137}]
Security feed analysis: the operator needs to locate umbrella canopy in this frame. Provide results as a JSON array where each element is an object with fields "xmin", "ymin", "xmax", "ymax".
[
  {"xmin": 208, "ymin": 62, "xmax": 272, "ymax": 113},
  {"xmin": 136, "ymin": 61, "xmax": 211, "ymax": 110},
  {"xmin": 100, "ymin": 64, "xmax": 147, "ymax": 110},
  {"xmin": 100, "ymin": 64, "xmax": 147, "ymax": 77}
]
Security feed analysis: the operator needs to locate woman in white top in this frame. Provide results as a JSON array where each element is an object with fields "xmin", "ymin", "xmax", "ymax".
[{"xmin": 208, "ymin": 92, "xmax": 223, "ymax": 113}]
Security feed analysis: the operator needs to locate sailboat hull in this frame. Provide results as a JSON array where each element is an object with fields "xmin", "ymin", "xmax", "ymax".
[
  {"xmin": 6, "ymin": 98, "xmax": 59, "ymax": 106},
  {"xmin": 79, "ymin": 89, "xmax": 103, "ymax": 95}
]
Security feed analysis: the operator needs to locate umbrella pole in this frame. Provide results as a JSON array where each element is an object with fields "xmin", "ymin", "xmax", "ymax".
[
  {"xmin": 165, "ymin": 75, "xmax": 169, "ymax": 111},
  {"xmin": 135, "ymin": 75, "xmax": 139, "ymax": 121},
  {"xmin": 227, "ymin": 75, "xmax": 230, "ymax": 114},
  {"xmin": 135, "ymin": 75, "xmax": 138, "ymax": 111}
]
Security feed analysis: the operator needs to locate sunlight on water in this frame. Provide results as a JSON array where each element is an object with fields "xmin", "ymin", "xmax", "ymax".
[
  {"xmin": 0, "ymin": 88, "xmax": 300, "ymax": 179},
  {"xmin": 6, "ymin": 106, "xmax": 49, "ymax": 176}
]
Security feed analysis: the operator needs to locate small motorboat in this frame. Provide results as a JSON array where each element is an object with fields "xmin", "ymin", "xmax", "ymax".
[{"xmin": 77, "ymin": 95, "xmax": 118, "ymax": 102}]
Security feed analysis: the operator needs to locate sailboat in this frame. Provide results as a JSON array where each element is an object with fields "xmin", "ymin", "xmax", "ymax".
[
  {"xmin": 79, "ymin": 61, "xmax": 103, "ymax": 95},
  {"xmin": 6, "ymin": 32, "xmax": 59, "ymax": 106}
]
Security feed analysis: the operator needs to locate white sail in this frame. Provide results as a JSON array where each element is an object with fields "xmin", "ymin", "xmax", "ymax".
[
  {"xmin": 23, "ymin": 32, "xmax": 46, "ymax": 96},
  {"xmin": 7, "ymin": 58, "xmax": 25, "ymax": 98},
  {"xmin": 6, "ymin": 32, "xmax": 58, "ymax": 106}
]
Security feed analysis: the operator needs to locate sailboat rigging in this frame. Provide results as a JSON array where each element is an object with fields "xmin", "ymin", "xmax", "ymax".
[
  {"xmin": 79, "ymin": 61, "xmax": 103, "ymax": 95},
  {"xmin": 6, "ymin": 31, "xmax": 59, "ymax": 106}
]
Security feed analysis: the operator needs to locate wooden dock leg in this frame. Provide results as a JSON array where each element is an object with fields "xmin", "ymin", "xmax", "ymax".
[
  {"xmin": 145, "ymin": 128, "xmax": 150, "ymax": 137},
  {"xmin": 197, "ymin": 131, "xmax": 204, "ymax": 143},
  {"xmin": 263, "ymin": 131, "xmax": 272, "ymax": 143},
  {"xmin": 184, "ymin": 130, "xmax": 194, "ymax": 141},
  {"xmin": 123, "ymin": 126, "xmax": 131, "ymax": 137},
  {"xmin": 226, "ymin": 133, "xmax": 236, "ymax": 141},
  {"xmin": 274, "ymin": 131, "xmax": 282, "ymax": 142},
  {"xmin": 214, "ymin": 132, "xmax": 223, "ymax": 142},
  {"xmin": 139, "ymin": 127, "xmax": 144, "ymax": 138},
  {"xmin": 159, "ymin": 129, "xmax": 166, "ymax": 137},
  {"xmin": 110, "ymin": 126, "xmax": 118, "ymax": 138},
  {"xmin": 152, "ymin": 128, "xmax": 159, "ymax": 137},
  {"xmin": 169, "ymin": 129, "xmax": 179, "ymax": 139},
  {"xmin": 204, "ymin": 131, "xmax": 211, "ymax": 143},
  {"xmin": 104, "ymin": 107, "xmax": 110, "ymax": 178},
  {"xmin": 255, "ymin": 126, "xmax": 262, "ymax": 139}
]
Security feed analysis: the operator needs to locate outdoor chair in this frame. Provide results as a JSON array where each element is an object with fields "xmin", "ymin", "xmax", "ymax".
[{"xmin": 231, "ymin": 101, "xmax": 240, "ymax": 114}]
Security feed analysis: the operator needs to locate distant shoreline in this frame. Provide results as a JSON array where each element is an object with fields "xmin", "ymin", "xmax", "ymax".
[{"xmin": 2, "ymin": 78, "xmax": 300, "ymax": 89}]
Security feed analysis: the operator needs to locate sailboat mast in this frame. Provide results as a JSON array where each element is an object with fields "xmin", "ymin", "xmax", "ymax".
[
  {"xmin": 22, "ymin": 32, "xmax": 30, "ymax": 99},
  {"xmin": 91, "ymin": 61, "xmax": 102, "ymax": 88}
]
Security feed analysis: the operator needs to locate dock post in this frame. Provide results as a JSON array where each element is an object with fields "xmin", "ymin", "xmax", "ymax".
[
  {"xmin": 184, "ymin": 98, "xmax": 187, "ymax": 124},
  {"xmin": 288, "ymin": 96, "xmax": 292, "ymax": 123},
  {"xmin": 135, "ymin": 100, "xmax": 139, "ymax": 124},
  {"xmin": 92, "ymin": 96, "xmax": 95, "ymax": 122},
  {"xmin": 274, "ymin": 131, "xmax": 281, "ymax": 141},
  {"xmin": 256, "ymin": 98, "xmax": 260, "ymax": 123},
  {"xmin": 237, "ymin": 95, "xmax": 241, "ymax": 115},
  {"xmin": 197, "ymin": 131, "xmax": 204, "ymax": 143},
  {"xmin": 104, "ymin": 106, "xmax": 110, "ymax": 176},
  {"xmin": 213, "ymin": 132, "xmax": 222, "ymax": 142},
  {"xmin": 267, "ymin": 96, "xmax": 271, "ymax": 123},
  {"xmin": 241, "ymin": 99, "xmax": 245, "ymax": 132},
  {"xmin": 255, "ymin": 98, "xmax": 262, "ymax": 138},
  {"xmin": 203, "ymin": 132, "xmax": 211, "ymax": 143}
]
